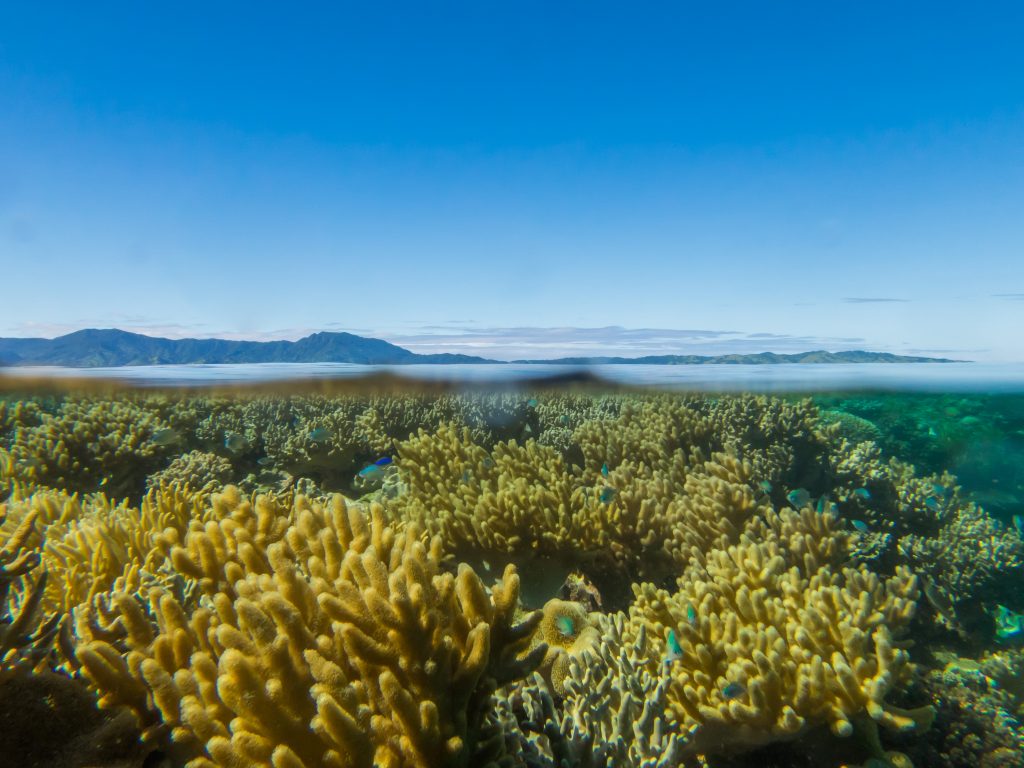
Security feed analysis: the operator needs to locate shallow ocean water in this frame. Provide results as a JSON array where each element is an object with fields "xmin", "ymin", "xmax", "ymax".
[{"xmin": 1, "ymin": 368, "xmax": 1022, "ymax": 768}]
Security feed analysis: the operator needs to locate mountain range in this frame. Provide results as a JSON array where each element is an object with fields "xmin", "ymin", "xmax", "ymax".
[{"xmin": 0, "ymin": 329, "xmax": 960, "ymax": 367}]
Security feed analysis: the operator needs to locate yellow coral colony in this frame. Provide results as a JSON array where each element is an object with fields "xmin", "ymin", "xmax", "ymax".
[
  {"xmin": 0, "ymin": 504, "xmax": 62, "ymax": 673},
  {"xmin": 629, "ymin": 503, "xmax": 927, "ymax": 755},
  {"xmin": 73, "ymin": 489, "xmax": 546, "ymax": 768}
]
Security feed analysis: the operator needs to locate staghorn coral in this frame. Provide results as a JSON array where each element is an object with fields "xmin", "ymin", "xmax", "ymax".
[
  {"xmin": 3, "ymin": 394, "xmax": 175, "ymax": 500},
  {"xmin": 627, "ymin": 504, "xmax": 928, "ymax": 756},
  {"xmin": 897, "ymin": 502, "xmax": 1023, "ymax": 612},
  {"xmin": 821, "ymin": 420, "xmax": 1024, "ymax": 616},
  {"xmin": 0, "ymin": 504, "xmax": 62, "ymax": 673},
  {"xmin": 0, "ymin": 483, "xmax": 213, "ymax": 613},
  {"xmin": 73, "ymin": 491, "xmax": 546, "ymax": 768},
  {"xmin": 146, "ymin": 449, "xmax": 236, "ymax": 494},
  {"xmin": 499, "ymin": 612, "xmax": 688, "ymax": 768},
  {"xmin": 386, "ymin": 415, "xmax": 778, "ymax": 595}
]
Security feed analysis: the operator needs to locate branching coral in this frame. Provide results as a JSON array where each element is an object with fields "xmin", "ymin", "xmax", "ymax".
[
  {"xmin": 4, "ymin": 394, "xmax": 174, "ymax": 500},
  {"xmin": 0, "ymin": 505, "xmax": 62, "ymax": 672},
  {"xmin": 386, "ymin": 418, "xmax": 777, "ymax": 593},
  {"xmin": 73, "ymin": 492, "xmax": 546, "ymax": 768},
  {"xmin": 898, "ymin": 503, "xmax": 1023, "ymax": 611},
  {"xmin": 0, "ymin": 483, "xmax": 211, "ymax": 613},
  {"xmin": 499, "ymin": 613, "xmax": 688, "ymax": 768},
  {"xmin": 628, "ymin": 505, "xmax": 928, "ymax": 755},
  {"xmin": 146, "ymin": 449, "xmax": 236, "ymax": 494}
]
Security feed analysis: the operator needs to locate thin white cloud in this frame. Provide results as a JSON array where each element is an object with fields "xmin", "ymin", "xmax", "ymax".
[
  {"xmin": 842, "ymin": 297, "xmax": 910, "ymax": 303},
  {"xmin": 378, "ymin": 325, "xmax": 876, "ymax": 360}
]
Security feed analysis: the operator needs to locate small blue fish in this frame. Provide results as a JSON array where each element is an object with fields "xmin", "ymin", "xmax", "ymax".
[
  {"xmin": 601, "ymin": 463, "xmax": 609, "ymax": 478},
  {"xmin": 816, "ymin": 494, "xmax": 829, "ymax": 514},
  {"xmin": 357, "ymin": 464, "xmax": 386, "ymax": 482},
  {"xmin": 722, "ymin": 682, "xmax": 745, "ymax": 700},
  {"xmin": 309, "ymin": 427, "xmax": 331, "ymax": 442},
  {"xmin": 787, "ymin": 489, "xmax": 811, "ymax": 509},
  {"xmin": 373, "ymin": 457, "xmax": 393, "ymax": 467},
  {"xmin": 461, "ymin": 469, "xmax": 472, "ymax": 483},
  {"xmin": 758, "ymin": 480, "xmax": 773, "ymax": 494},
  {"xmin": 924, "ymin": 497, "xmax": 940, "ymax": 511},
  {"xmin": 933, "ymin": 484, "xmax": 948, "ymax": 496},
  {"xmin": 851, "ymin": 520, "xmax": 869, "ymax": 533},
  {"xmin": 559, "ymin": 414, "xmax": 570, "ymax": 425},
  {"xmin": 224, "ymin": 433, "xmax": 248, "ymax": 454},
  {"xmin": 527, "ymin": 398, "xmax": 538, "ymax": 408},
  {"xmin": 686, "ymin": 604, "xmax": 697, "ymax": 624},
  {"xmin": 555, "ymin": 616, "xmax": 575, "ymax": 637},
  {"xmin": 853, "ymin": 488, "xmax": 871, "ymax": 500},
  {"xmin": 1012, "ymin": 515, "xmax": 1023, "ymax": 535},
  {"xmin": 664, "ymin": 629, "xmax": 683, "ymax": 665},
  {"xmin": 599, "ymin": 487, "xmax": 617, "ymax": 504},
  {"xmin": 483, "ymin": 457, "xmax": 494, "ymax": 469}
]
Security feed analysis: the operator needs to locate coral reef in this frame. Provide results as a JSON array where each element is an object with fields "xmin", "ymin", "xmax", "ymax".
[
  {"xmin": 146, "ymin": 450, "xmax": 235, "ymax": 495},
  {"xmin": 0, "ymin": 386, "xmax": 1020, "ymax": 767},
  {"xmin": 0, "ymin": 483, "xmax": 207, "ymax": 613},
  {"xmin": 73, "ymin": 490, "xmax": 546, "ymax": 767},
  {"xmin": 627, "ymin": 504, "xmax": 929, "ymax": 755},
  {"xmin": 531, "ymin": 599, "xmax": 600, "ymax": 697},
  {"xmin": 3, "ymin": 395, "xmax": 175, "ymax": 500},
  {"xmin": 910, "ymin": 651, "xmax": 1024, "ymax": 767},
  {"xmin": 499, "ymin": 615, "xmax": 687, "ymax": 768}
]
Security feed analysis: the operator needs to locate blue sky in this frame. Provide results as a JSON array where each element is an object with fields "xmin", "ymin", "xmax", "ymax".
[{"xmin": 1, "ymin": 2, "xmax": 1023, "ymax": 360}]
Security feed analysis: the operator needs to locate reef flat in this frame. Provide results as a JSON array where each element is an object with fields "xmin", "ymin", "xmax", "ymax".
[{"xmin": 1, "ymin": 387, "xmax": 1022, "ymax": 768}]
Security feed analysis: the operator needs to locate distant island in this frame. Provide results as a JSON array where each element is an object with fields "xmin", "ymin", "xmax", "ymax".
[{"xmin": 0, "ymin": 329, "xmax": 961, "ymax": 368}]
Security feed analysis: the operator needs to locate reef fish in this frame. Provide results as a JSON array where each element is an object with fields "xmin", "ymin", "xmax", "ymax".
[
  {"xmin": 758, "ymin": 480, "xmax": 773, "ymax": 494},
  {"xmin": 851, "ymin": 519, "xmax": 869, "ymax": 533},
  {"xmin": 601, "ymin": 463, "xmax": 609, "ymax": 478},
  {"xmin": 373, "ymin": 456, "xmax": 393, "ymax": 467},
  {"xmin": 224, "ymin": 433, "xmax": 249, "ymax": 454},
  {"xmin": 933, "ymin": 483, "xmax": 949, "ymax": 496},
  {"xmin": 686, "ymin": 603, "xmax": 697, "ymax": 624},
  {"xmin": 599, "ymin": 486, "xmax": 617, "ymax": 504},
  {"xmin": 308, "ymin": 427, "xmax": 331, "ymax": 442},
  {"xmin": 256, "ymin": 456, "xmax": 274, "ymax": 467},
  {"xmin": 555, "ymin": 616, "xmax": 575, "ymax": 637},
  {"xmin": 853, "ymin": 488, "xmax": 871, "ymax": 500},
  {"xmin": 722, "ymin": 682, "xmax": 745, "ymax": 699},
  {"xmin": 1013, "ymin": 515, "xmax": 1023, "ymax": 535},
  {"xmin": 924, "ymin": 497, "xmax": 940, "ymax": 511},
  {"xmin": 151, "ymin": 428, "xmax": 180, "ymax": 446},
  {"xmin": 923, "ymin": 580, "xmax": 955, "ymax": 622},
  {"xmin": 787, "ymin": 489, "xmax": 811, "ymax": 509},
  {"xmin": 994, "ymin": 604, "xmax": 1024, "ymax": 641},
  {"xmin": 527, "ymin": 398, "xmax": 538, "ymax": 408},
  {"xmin": 358, "ymin": 464, "xmax": 386, "ymax": 479},
  {"xmin": 664, "ymin": 629, "xmax": 683, "ymax": 665}
]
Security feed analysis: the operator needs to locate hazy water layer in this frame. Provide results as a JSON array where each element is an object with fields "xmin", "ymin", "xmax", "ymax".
[{"xmin": 4, "ymin": 361, "xmax": 1024, "ymax": 392}]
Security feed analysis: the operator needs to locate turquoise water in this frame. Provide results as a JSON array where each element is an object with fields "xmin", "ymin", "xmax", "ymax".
[{"xmin": 1, "ymin": 372, "xmax": 1022, "ymax": 768}]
